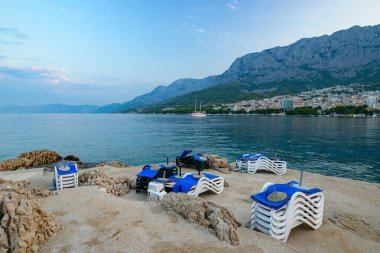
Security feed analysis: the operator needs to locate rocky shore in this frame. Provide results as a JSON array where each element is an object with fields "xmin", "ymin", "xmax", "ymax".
[
  {"xmin": 0, "ymin": 155, "xmax": 379, "ymax": 252},
  {"xmin": 0, "ymin": 150, "xmax": 62, "ymax": 171},
  {"xmin": 0, "ymin": 179, "xmax": 62, "ymax": 253}
]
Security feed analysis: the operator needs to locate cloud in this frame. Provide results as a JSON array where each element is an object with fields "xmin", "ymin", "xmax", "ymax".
[
  {"xmin": 0, "ymin": 54, "xmax": 40, "ymax": 63},
  {"xmin": 226, "ymin": 1, "xmax": 239, "ymax": 10},
  {"xmin": 183, "ymin": 15, "xmax": 207, "ymax": 34},
  {"xmin": 0, "ymin": 65, "xmax": 124, "ymax": 106},
  {"xmin": 0, "ymin": 27, "xmax": 29, "ymax": 45},
  {"xmin": 31, "ymin": 66, "xmax": 67, "ymax": 72},
  {"xmin": 194, "ymin": 28, "xmax": 206, "ymax": 33},
  {"xmin": 0, "ymin": 65, "xmax": 70, "ymax": 84}
]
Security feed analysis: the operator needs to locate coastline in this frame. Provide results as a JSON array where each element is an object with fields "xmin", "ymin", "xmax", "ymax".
[
  {"xmin": 138, "ymin": 112, "xmax": 379, "ymax": 118},
  {"xmin": 1, "ymin": 164, "xmax": 379, "ymax": 253}
]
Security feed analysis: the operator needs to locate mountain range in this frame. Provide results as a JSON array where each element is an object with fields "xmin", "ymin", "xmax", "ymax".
[
  {"xmin": 1, "ymin": 24, "xmax": 379, "ymax": 113},
  {"xmin": 141, "ymin": 24, "xmax": 380, "ymax": 111}
]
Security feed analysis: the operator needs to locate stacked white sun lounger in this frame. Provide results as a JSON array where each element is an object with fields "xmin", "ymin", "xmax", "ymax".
[
  {"xmin": 54, "ymin": 163, "xmax": 79, "ymax": 190},
  {"xmin": 236, "ymin": 159, "xmax": 248, "ymax": 172},
  {"xmin": 173, "ymin": 173, "xmax": 224, "ymax": 197},
  {"xmin": 236, "ymin": 154, "xmax": 287, "ymax": 175},
  {"xmin": 250, "ymin": 181, "xmax": 324, "ymax": 242},
  {"xmin": 247, "ymin": 157, "xmax": 287, "ymax": 175}
]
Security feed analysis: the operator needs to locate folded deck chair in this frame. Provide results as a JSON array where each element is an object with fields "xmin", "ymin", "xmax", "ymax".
[
  {"xmin": 53, "ymin": 163, "xmax": 78, "ymax": 190},
  {"xmin": 136, "ymin": 164, "xmax": 177, "ymax": 192},
  {"xmin": 250, "ymin": 181, "xmax": 324, "ymax": 242},
  {"xmin": 237, "ymin": 154, "xmax": 287, "ymax": 175},
  {"xmin": 176, "ymin": 150, "xmax": 210, "ymax": 171},
  {"xmin": 235, "ymin": 154, "xmax": 256, "ymax": 172},
  {"xmin": 169, "ymin": 173, "xmax": 224, "ymax": 197},
  {"xmin": 247, "ymin": 156, "xmax": 287, "ymax": 175}
]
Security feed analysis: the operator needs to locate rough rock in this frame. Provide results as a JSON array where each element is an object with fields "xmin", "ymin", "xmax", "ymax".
[
  {"xmin": 30, "ymin": 188, "xmax": 56, "ymax": 198},
  {"xmin": 160, "ymin": 192, "xmax": 240, "ymax": 245},
  {"xmin": 222, "ymin": 25, "xmax": 380, "ymax": 88},
  {"xmin": 0, "ymin": 158, "xmax": 29, "ymax": 172},
  {"xmin": 17, "ymin": 150, "xmax": 62, "ymax": 166},
  {"xmin": 204, "ymin": 154, "xmax": 232, "ymax": 174},
  {"xmin": 63, "ymin": 155, "xmax": 80, "ymax": 162},
  {"xmin": 0, "ymin": 150, "xmax": 62, "ymax": 171},
  {"xmin": 94, "ymin": 161, "xmax": 130, "ymax": 168},
  {"xmin": 328, "ymin": 212, "xmax": 380, "ymax": 242},
  {"xmin": 78, "ymin": 170, "xmax": 133, "ymax": 196},
  {"xmin": 0, "ymin": 179, "xmax": 62, "ymax": 253}
]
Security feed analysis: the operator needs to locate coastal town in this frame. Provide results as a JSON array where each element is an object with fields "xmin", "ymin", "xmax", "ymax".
[{"xmin": 224, "ymin": 84, "xmax": 380, "ymax": 112}]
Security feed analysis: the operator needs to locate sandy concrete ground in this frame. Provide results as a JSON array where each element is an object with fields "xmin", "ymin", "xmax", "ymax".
[{"xmin": 4, "ymin": 165, "xmax": 379, "ymax": 253}]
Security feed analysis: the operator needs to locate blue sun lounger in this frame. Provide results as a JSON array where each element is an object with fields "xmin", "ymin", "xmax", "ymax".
[
  {"xmin": 136, "ymin": 164, "xmax": 178, "ymax": 192},
  {"xmin": 168, "ymin": 173, "xmax": 224, "ymax": 197},
  {"xmin": 250, "ymin": 181, "xmax": 324, "ymax": 242},
  {"xmin": 175, "ymin": 150, "xmax": 210, "ymax": 175},
  {"xmin": 53, "ymin": 163, "xmax": 78, "ymax": 190}
]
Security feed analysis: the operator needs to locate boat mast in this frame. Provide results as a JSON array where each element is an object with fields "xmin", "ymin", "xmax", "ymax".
[
  {"xmin": 200, "ymin": 101, "xmax": 202, "ymax": 111},
  {"xmin": 194, "ymin": 100, "xmax": 197, "ymax": 112}
]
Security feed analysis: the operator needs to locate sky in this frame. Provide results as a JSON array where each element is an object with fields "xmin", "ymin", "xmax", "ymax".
[{"xmin": 1, "ymin": 0, "xmax": 380, "ymax": 106}]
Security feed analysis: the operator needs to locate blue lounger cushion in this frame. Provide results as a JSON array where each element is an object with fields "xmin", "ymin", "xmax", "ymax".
[
  {"xmin": 158, "ymin": 164, "xmax": 177, "ymax": 169},
  {"xmin": 171, "ymin": 173, "xmax": 219, "ymax": 193},
  {"xmin": 251, "ymin": 181, "xmax": 322, "ymax": 210},
  {"xmin": 181, "ymin": 150, "xmax": 192, "ymax": 157},
  {"xmin": 241, "ymin": 154, "xmax": 268, "ymax": 160},
  {"xmin": 242, "ymin": 154, "xmax": 254, "ymax": 159},
  {"xmin": 254, "ymin": 154, "xmax": 268, "ymax": 159},
  {"xmin": 55, "ymin": 163, "xmax": 78, "ymax": 176},
  {"xmin": 193, "ymin": 154, "xmax": 207, "ymax": 162},
  {"xmin": 136, "ymin": 165, "xmax": 160, "ymax": 178}
]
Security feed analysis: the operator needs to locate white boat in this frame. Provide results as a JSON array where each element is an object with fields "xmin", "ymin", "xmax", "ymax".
[
  {"xmin": 191, "ymin": 112, "xmax": 208, "ymax": 117},
  {"xmin": 191, "ymin": 101, "xmax": 207, "ymax": 117}
]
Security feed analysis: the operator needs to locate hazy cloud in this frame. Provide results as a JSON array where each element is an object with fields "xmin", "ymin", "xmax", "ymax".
[
  {"xmin": 194, "ymin": 28, "xmax": 206, "ymax": 33},
  {"xmin": 0, "ymin": 65, "xmax": 70, "ymax": 84},
  {"xmin": 226, "ymin": 1, "xmax": 239, "ymax": 10},
  {"xmin": 183, "ymin": 15, "xmax": 207, "ymax": 34},
  {"xmin": 0, "ymin": 27, "xmax": 29, "ymax": 45}
]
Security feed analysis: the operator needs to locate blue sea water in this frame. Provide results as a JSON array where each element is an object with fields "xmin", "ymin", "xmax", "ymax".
[{"xmin": 0, "ymin": 113, "xmax": 379, "ymax": 183}]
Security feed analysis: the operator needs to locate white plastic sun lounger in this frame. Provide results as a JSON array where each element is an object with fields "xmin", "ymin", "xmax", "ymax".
[
  {"xmin": 54, "ymin": 163, "xmax": 79, "ymax": 190},
  {"xmin": 250, "ymin": 181, "xmax": 324, "ymax": 242},
  {"xmin": 236, "ymin": 159, "xmax": 248, "ymax": 172},
  {"xmin": 247, "ymin": 157, "xmax": 287, "ymax": 175},
  {"xmin": 174, "ymin": 173, "xmax": 224, "ymax": 197}
]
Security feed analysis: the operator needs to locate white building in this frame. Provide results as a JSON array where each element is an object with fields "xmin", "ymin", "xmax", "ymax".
[{"xmin": 367, "ymin": 96, "xmax": 378, "ymax": 109}]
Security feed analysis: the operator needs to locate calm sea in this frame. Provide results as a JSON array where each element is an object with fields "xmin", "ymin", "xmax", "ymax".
[{"xmin": 0, "ymin": 113, "xmax": 379, "ymax": 183}]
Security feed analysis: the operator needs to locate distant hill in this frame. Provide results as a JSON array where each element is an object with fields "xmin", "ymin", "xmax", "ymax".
[
  {"xmin": 0, "ymin": 104, "xmax": 100, "ymax": 113},
  {"xmin": 96, "ymin": 76, "xmax": 217, "ymax": 112},
  {"xmin": 139, "ymin": 24, "xmax": 380, "ymax": 111}
]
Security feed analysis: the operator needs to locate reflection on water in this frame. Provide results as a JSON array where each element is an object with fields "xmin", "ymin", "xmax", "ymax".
[{"xmin": 0, "ymin": 114, "xmax": 379, "ymax": 183}]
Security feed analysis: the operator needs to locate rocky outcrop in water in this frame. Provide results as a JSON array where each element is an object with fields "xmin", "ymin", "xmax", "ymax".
[
  {"xmin": 0, "ymin": 150, "xmax": 62, "ymax": 171},
  {"xmin": 63, "ymin": 155, "xmax": 80, "ymax": 162},
  {"xmin": 18, "ymin": 150, "xmax": 62, "ymax": 165},
  {"xmin": 0, "ymin": 179, "xmax": 62, "ymax": 253},
  {"xmin": 160, "ymin": 192, "xmax": 240, "ymax": 245},
  {"xmin": 204, "ymin": 154, "xmax": 232, "ymax": 174},
  {"xmin": 78, "ymin": 170, "xmax": 133, "ymax": 196},
  {"xmin": 94, "ymin": 161, "xmax": 130, "ymax": 168}
]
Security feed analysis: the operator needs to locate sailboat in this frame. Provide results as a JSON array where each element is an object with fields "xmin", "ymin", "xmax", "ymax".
[{"xmin": 191, "ymin": 101, "xmax": 207, "ymax": 117}]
